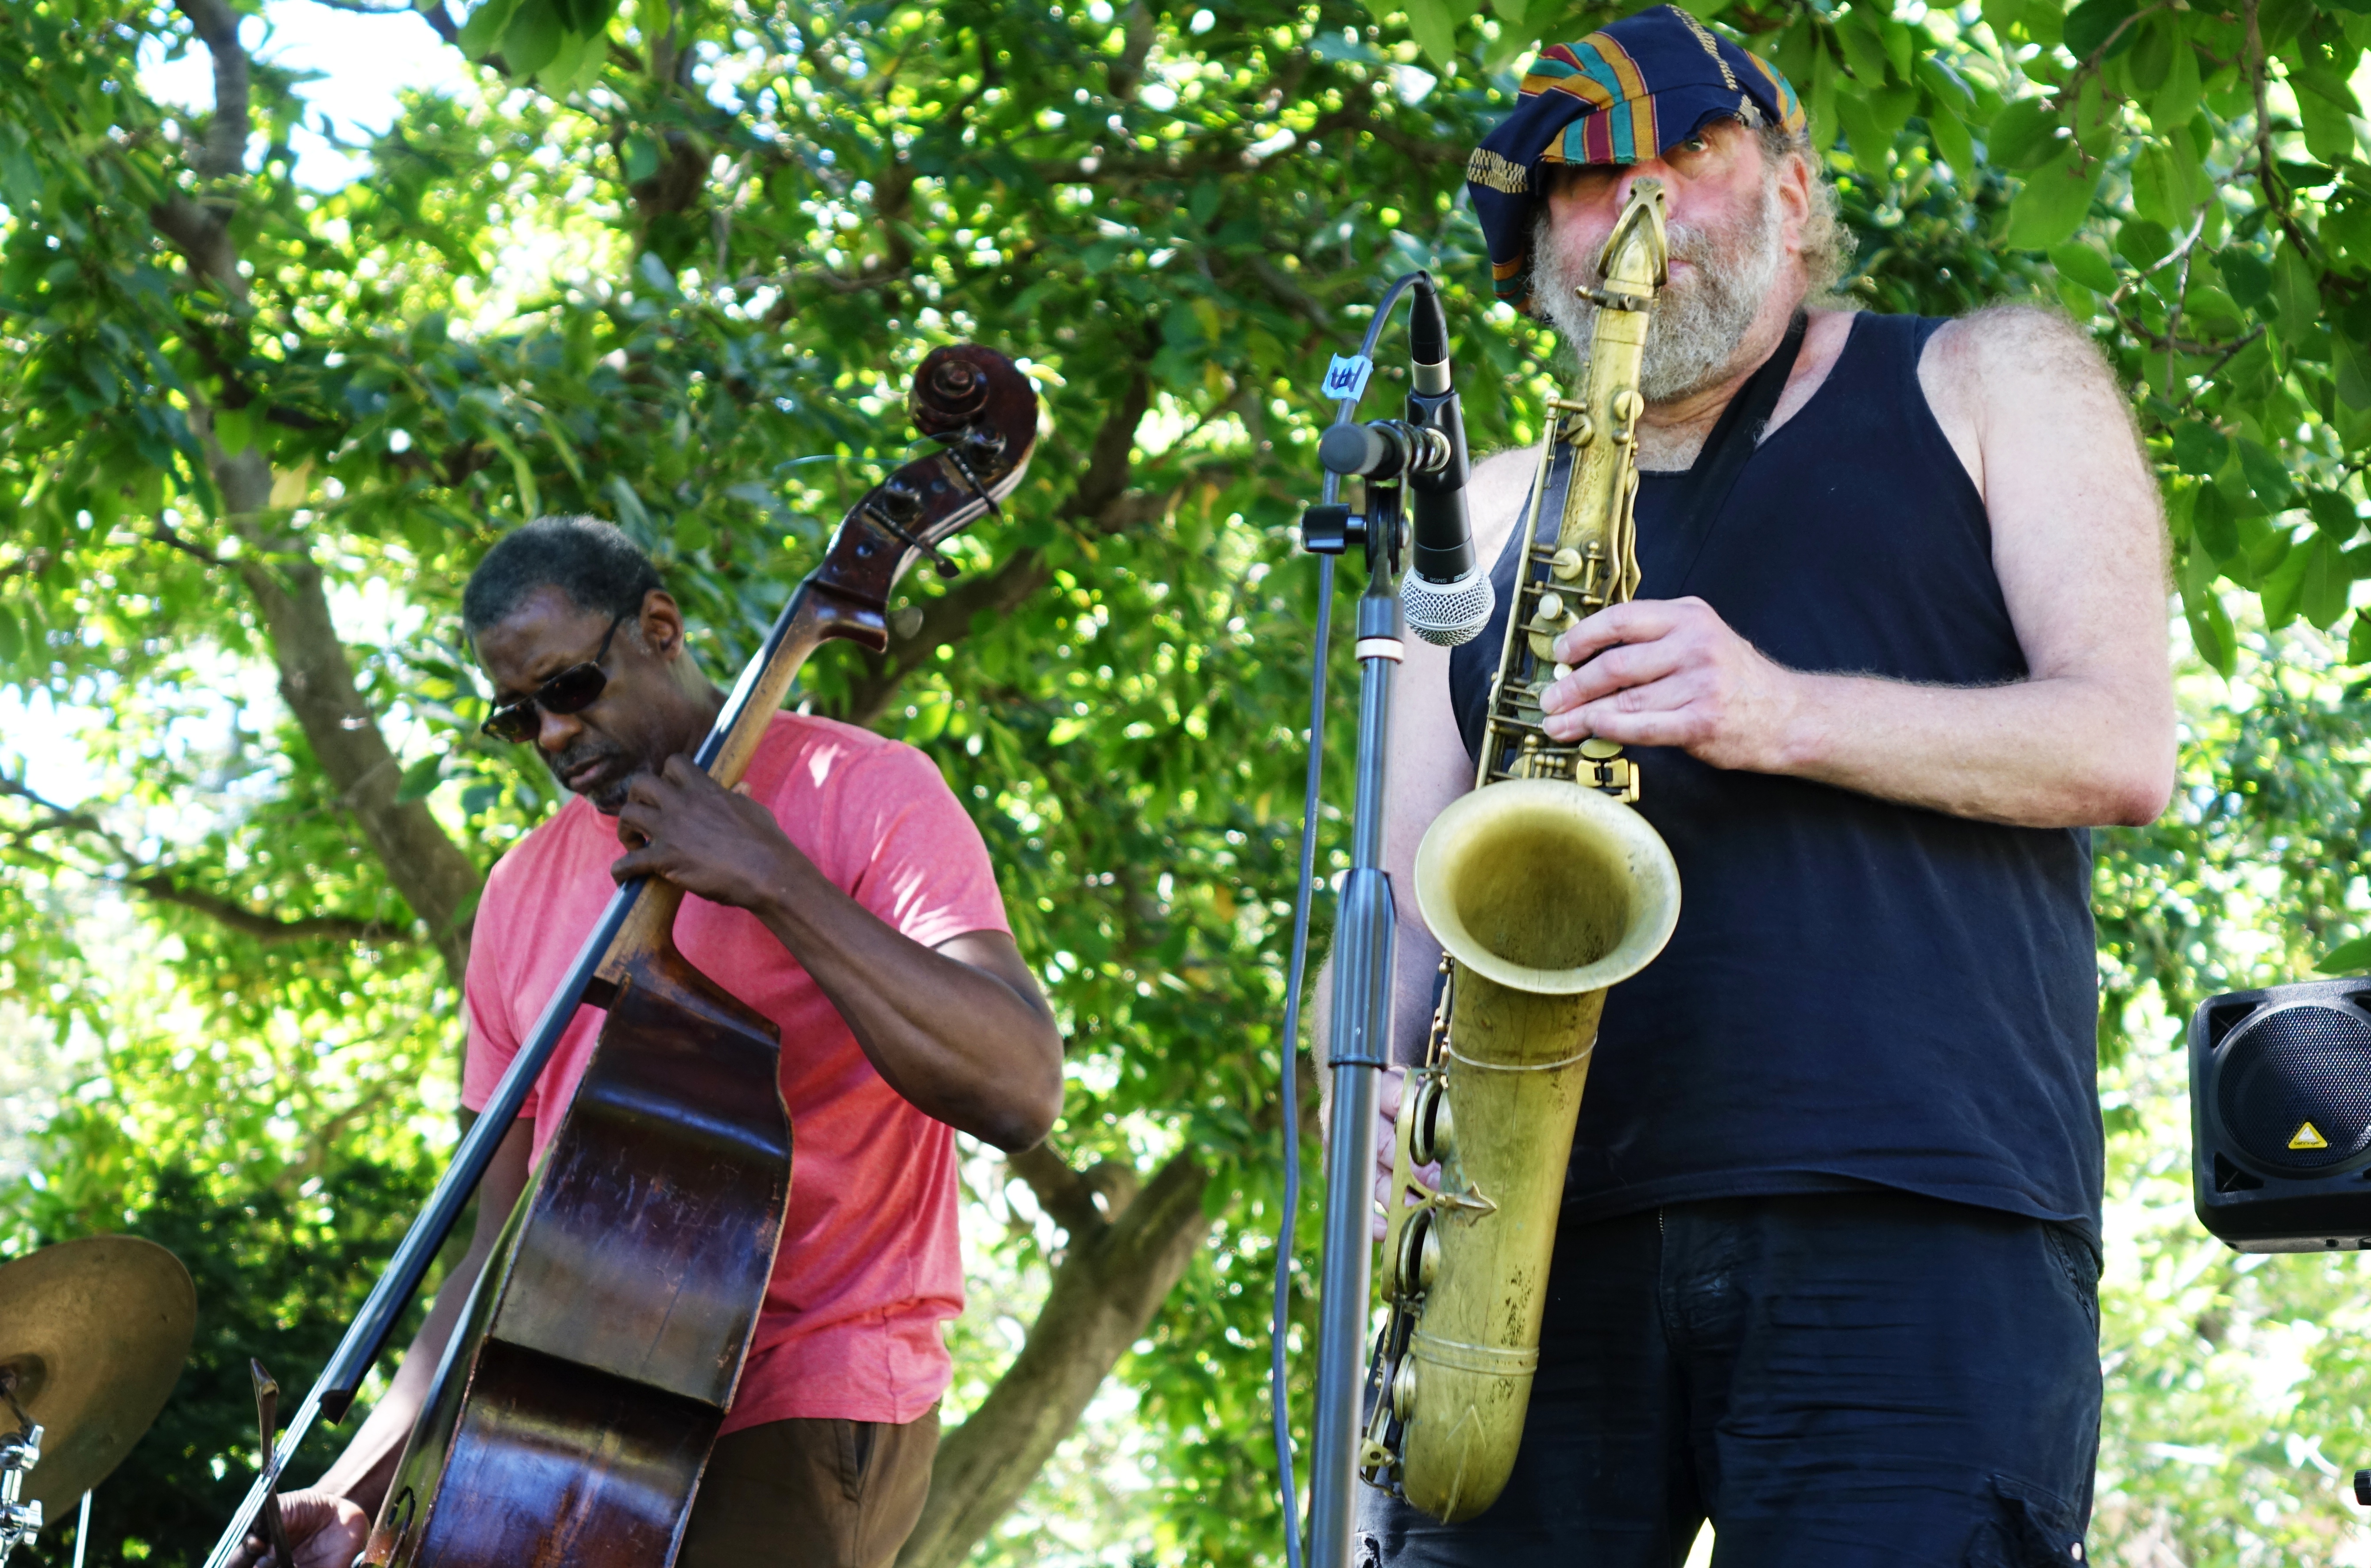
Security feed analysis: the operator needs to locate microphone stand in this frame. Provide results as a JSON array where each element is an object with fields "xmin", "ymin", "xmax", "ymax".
[{"xmin": 1298, "ymin": 476, "xmax": 1406, "ymax": 1568}]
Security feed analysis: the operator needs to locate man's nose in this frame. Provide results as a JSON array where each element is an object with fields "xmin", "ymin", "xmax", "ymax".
[
  {"xmin": 536, "ymin": 706, "xmax": 583, "ymax": 752},
  {"xmin": 1611, "ymin": 155, "xmax": 1676, "ymax": 208}
]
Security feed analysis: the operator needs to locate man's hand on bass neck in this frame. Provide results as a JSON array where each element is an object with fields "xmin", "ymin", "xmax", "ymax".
[{"xmin": 610, "ymin": 755, "xmax": 794, "ymax": 911}]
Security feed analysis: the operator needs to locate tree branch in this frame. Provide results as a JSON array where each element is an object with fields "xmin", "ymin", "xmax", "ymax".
[
  {"xmin": 176, "ymin": 0, "xmax": 252, "ymax": 181},
  {"xmin": 1005, "ymin": 1142, "xmax": 1110, "ymax": 1239},
  {"xmin": 0, "ymin": 779, "xmax": 395, "ymax": 946},
  {"xmin": 125, "ymin": 874, "xmax": 395, "ymax": 945},
  {"xmin": 836, "ymin": 549, "xmax": 1054, "ymax": 729},
  {"xmin": 153, "ymin": 516, "xmax": 228, "ymax": 567},
  {"xmin": 151, "ymin": 196, "xmax": 244, "ymax": 302},
  {"xmin": 2242, "ymin": 0, "xmax": 2319, "ymax": 266},
  {"xmin": 900, "ymin": 1148, "xmax": 1213, "ymax": 1568},
  {"xmin": 224, "ymin": 518, "xmax": 484, "ymax": 982}
]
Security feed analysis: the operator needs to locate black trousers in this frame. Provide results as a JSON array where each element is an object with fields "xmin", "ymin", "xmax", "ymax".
[{"xmin": 1358, "ymin": 1190, "xmax": 2102, "ymax": 1568}]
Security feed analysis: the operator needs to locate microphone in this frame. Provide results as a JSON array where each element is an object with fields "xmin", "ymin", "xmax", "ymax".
[
  {"xmin": 1399, "ymin": 276, "xmax": 1491, "ymax": 647},
  {"xmin": 1318, "ymin": 419, "xmax": 1449, "ymax": 482}
]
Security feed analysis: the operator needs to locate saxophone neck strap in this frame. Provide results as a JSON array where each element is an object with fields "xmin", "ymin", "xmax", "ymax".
[{"xmin": 1662, "ymin": 308, "xmax": 1810, "ymax": 589}]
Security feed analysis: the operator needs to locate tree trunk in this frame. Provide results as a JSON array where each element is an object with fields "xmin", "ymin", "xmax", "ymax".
[
  {"xmin": 215, "ymin": 448, "xmax": 484, "ymax": 985},
  {"xmin": 161, "ymin": 0, "xmax": 486, "ymax": 990},
  {"xmin": 898, "ymin": 1147, "xmax": 1213, "ymax": 1568}
]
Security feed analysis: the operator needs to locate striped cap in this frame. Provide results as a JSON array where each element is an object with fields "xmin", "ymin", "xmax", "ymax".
[{"xmin": 1469, "ymin": 5, "xmax": 1805, "ymax": 311}]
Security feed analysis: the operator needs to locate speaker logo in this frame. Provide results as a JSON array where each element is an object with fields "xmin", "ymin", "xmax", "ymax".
[{"xmin": 2291, "ymin": 1121, "xmax": 2330, "ymax": 1151}]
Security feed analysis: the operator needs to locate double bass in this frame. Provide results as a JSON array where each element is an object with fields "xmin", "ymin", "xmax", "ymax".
[{"xmin": 203, "ymin": 345, "xmax": 1040, "ymax": 1568}]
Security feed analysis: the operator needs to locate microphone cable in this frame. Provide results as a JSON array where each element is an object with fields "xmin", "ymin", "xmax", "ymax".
[{"xmin": 1272, "ymin": 270, "xmax": 1426, "ymax": 1568}]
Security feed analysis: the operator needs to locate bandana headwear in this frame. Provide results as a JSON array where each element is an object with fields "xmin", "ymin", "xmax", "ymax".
[{"xmin": 1467, "ymin": 4, "xmax": 1806, "ymax": 312}]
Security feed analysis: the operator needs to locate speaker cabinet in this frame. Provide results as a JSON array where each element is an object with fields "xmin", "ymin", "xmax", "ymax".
[{"xmin": 2192, "ymin": 976, "xmax": 2371, "ymax": 1252}]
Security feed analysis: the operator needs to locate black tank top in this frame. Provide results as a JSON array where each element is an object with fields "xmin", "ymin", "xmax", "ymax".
[{"xmin": 1447, "ymin": 313, "xmax": 2101, "ymax": 1234}]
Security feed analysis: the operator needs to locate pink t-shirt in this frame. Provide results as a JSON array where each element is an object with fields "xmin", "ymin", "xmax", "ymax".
[{"xmin": 460, "ymin": 712, "xmax": 1010, "ymax": 1430}]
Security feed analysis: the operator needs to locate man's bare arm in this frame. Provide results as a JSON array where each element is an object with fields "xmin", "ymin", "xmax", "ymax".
[
  {"xmin": 1539, "ymin": 306, "xmax": 2175, "ymax": 829},
  {"xmin": 236, "ymin": 1118, "xmax": 535, "ymax": 1567},
  {"xmin": 610, "ymin": 757, "xmax": 1066, "ymax": 1152}
]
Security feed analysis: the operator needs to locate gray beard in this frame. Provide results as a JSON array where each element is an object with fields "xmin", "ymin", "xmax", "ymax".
[{"xmin": 1529, "ymin": 178, "xmax": 1783, "ymax": 404}]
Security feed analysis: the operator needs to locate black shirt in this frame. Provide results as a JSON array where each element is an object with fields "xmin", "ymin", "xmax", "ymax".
[{"xmin": 1446, "ymin": 312, "xmax": 2103, "ymax": 1237}]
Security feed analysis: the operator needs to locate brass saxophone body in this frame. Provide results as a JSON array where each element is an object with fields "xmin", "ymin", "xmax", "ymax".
[{"xmin": 1360, "ymin": 181, "xmax": 1683, "ymax": 1523}]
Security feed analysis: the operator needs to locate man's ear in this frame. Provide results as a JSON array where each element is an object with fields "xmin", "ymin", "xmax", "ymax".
[
  {"xmin": 635, "ymin": 588, "xmax": 688, "ymax": 662},
  {"xmin": 1776, "ymin": 150, "xmax": 1813, "ymax": 260}
]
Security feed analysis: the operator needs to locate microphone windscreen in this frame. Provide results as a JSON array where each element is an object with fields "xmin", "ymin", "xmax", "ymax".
[
  {"xmin": 1401, "ymin": 568, "xmax": 1496, "ymax": 647},
  {"xmin": 1319, "ymin": 421, "xmax": 1390, "ymax": 478}
]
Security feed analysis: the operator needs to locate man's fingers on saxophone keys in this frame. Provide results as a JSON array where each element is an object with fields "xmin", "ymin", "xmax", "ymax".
[
  {"xmin": 1539, "ymin": 638, "xmax": 1689, "ymax": 720},
  {"xmin": 1372, "ymin": 1067, "xmax": 1406, "ymax": 1241}
]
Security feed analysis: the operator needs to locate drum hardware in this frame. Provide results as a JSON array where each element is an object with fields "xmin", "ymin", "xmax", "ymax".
[
  {"xmin": 0, "ymin": 1236, "xmax": 198, "ymax": 1566},
  {"xmin": 0, "ymin": 1407, "xmax": 39, "ymax": 1568}
]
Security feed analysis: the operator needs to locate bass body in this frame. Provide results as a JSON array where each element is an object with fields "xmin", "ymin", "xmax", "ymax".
[{"xmin": 360, "ymin": 928, "xmax": 791, "ymax": 1567}]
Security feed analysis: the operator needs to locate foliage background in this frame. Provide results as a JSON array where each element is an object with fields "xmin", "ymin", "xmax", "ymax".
[{"xmin": 2, "ymin": 0, "xmax": 2370, "ymax": 1562}]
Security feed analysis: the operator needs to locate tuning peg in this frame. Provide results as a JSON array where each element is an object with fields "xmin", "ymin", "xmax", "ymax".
[
  {"xmin": 955, "ymin": 425, "xmax": 1007, "ymax": 462},
  {"xmin": 864, "ymin": 478, "xmax": 961, "ymax": 581},
  {"xmin": 877, "ymin": 476, "xmax": 924, "ymax": 523}
]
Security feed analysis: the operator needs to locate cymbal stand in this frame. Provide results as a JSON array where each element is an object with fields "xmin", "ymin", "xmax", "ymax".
[{"xmin": 0, "ymin": 1382, "xmax": 42, "ymax": 1568}]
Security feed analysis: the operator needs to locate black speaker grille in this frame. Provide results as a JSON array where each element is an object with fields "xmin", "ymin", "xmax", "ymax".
[{"xmin": 2218, "ymin": 1004, "xmax": 2371, "ymax": 1173}]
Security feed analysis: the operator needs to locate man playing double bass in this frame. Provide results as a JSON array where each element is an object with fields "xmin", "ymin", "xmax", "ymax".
[
  {"xmin": 258, "ymin": 516, "xmax": 1066, "ymax": 1568},
  {"xmin": 1353, "ymin": 8, "xmax": 2173, "ymax": 1564}
]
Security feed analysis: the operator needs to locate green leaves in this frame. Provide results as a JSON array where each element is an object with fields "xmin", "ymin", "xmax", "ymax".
[
  {"xmin": 1987, "ymin": 97, "xmax": 2064, "ymax": 169},
  {"xmin": 2003, "ymin": 146, "xmax": 2101, "ymax": 250},
  {"xmin": 2063, "ymin": 0, "xmax": 2138, "ymax": 60},
  {"xmin": 1400, "ymin": 0, "xmax": 1460, "ymax": 70},
  {"xmin": 8, "ymin": 0, "xmax": 2371, "ymax": 1560},
  {"xmin": 2321, "ymin": 933, "xmax": 2371, "ymax": 973},
  {"xmin": 2336, "ymin": 334, "xmax": 2371, "ymax": 410},
  {"xmin": 2129, "ymin": 139, "xmax": 2209, "ymax": 227},
  {"xmin": 395, "ymin": 754, "xmax": 446, "ymax": 804},
  {"xmin": 2050, "ymin": 240, "xmax": 2118, "ymax": 293},
  {"xmin": 2151, "ymin": 27, "xmax": 2202, "ymax": 126}
]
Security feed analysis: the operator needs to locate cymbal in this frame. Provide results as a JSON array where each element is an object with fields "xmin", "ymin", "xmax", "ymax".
[{"xmin": 0, "ymin": 1236, "xmax": 196, "ymax": 1508}]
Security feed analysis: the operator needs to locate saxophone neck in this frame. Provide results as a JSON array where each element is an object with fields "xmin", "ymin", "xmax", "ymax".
[{"xmin": 1591, "ymin": 177, "xmax": 1668, "ymax": 305}]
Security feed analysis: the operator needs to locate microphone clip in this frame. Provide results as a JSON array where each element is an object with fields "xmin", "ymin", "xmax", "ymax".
[{"xmin": 1300, "ymin": 489, "xmax": 1405, "ymax": 579}]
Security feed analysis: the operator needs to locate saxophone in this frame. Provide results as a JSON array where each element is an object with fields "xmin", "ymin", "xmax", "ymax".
[{"xmin": 1359, "ymin": 180, "xmax": 1683, "ymax": 1522}]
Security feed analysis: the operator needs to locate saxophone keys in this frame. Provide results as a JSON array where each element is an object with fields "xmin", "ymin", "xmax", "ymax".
[
  {"xmin": 1394, "ymin": 1208, "xmax": 1441, "ymax": 1295},
  {"xmin": 1578, "ymin": 737, "xmax": 1622, "ymax": 759},
  {"xmin": 1549, "ymin": 548, "xmax": 1584, "ymax": 582}
]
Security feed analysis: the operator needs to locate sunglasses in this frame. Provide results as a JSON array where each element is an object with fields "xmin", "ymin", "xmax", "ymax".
[{"xmin": 480, "ymin": 614, "xmax": 627, "ymax": 744}]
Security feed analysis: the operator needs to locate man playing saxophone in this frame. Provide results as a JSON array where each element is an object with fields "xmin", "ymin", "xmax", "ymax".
[{"xmin": 1347, "ymin": 7, "xmax": 2174, "ymax": 1563}]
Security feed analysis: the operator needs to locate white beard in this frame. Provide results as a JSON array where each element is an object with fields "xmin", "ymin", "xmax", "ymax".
[{"xmin": 1529, "ymin": 175, "xmax": 1784, "ymax": 405}]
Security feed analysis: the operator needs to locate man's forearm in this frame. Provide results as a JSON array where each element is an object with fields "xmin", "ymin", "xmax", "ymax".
[
  {"xmin": 750, "ymin": 852, "xmax": 1062, "ymax": 1151},
  {"xmin": 310, "ymin": 1241, "xmax": 492, "ymax": 1514},
  {"xmin": 1770, "ymin": 669, "xmax": 2173, "ymax": 829}
]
